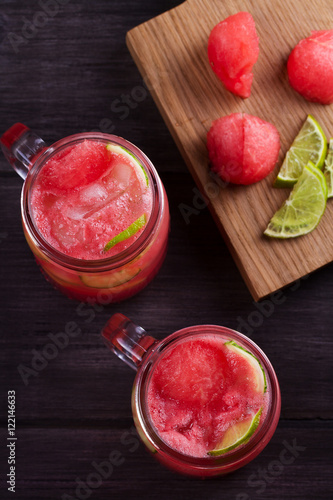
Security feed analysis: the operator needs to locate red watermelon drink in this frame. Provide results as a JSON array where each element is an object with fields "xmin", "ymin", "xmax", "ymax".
[
  {"xmin": 102, "ymin": 315, "xmax": 281, "ymax": 477},
  {"xmin": 0, "ymin": 124, "xmax": 169, "ymax": 303}
]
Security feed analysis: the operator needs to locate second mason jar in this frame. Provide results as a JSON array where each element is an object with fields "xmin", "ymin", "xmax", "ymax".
[{"xmin": 102, "ymin": 314, "xmax": 281, "ymax": 477}]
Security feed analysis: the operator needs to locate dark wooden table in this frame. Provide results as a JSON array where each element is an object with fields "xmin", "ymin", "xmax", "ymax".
[{"xmin": 0, "ymin": 1, "xmax": 332, "ymax": 499}]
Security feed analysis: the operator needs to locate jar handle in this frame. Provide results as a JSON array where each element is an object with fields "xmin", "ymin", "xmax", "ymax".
[
  {"xmin": 0, "ymin": 123, "xmax": 46, "ymax": 179},
  {"xmin": 102, "ymin": 314, "xmax": 157, "ymax": 371}
]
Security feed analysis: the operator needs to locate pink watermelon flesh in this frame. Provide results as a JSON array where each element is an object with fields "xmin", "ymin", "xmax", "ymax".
[
  {"xmin": 207, "ymin": 113, "xmax": 280, "ymax": 185},
  {"xmin": 147, "ymin": 337, "xmax": 265, "ymax": 457},
  {"xmin": 38, "ymin": 141, "xmax": 111, "ymax": 194},
  {"xmin": 207, "ymin": 12, "xmax": 259, "ymax": 98},
  {"xmin": 287, "ymin": 30, "xmax": 333, "ymax": 104}
]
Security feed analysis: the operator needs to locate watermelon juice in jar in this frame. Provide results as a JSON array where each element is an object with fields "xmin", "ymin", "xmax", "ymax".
[
  {"xmin": 102, "ymin": 315, "xmax": 281, "ymax": 477},
  {"xmin": 0, "ymin": 124, "xmax": 169, "ymax": 303}
]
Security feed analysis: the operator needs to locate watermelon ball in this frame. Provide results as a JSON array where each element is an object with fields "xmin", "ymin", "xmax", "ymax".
[
  {"xmin": 287, "ymin": 30, "xmax": 333, "ymax": 105},
  {"xmin": 207, "ymin": 113, "xmax": 280, "ymax": 185},
  {"xmin": 207, "ymin": 12, "xmax": 259, "ymax": 98}
]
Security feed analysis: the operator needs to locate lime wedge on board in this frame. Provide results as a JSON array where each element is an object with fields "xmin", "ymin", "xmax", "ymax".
[
  {"xmin": 274, "ymin": 115, "xmax": 327, "ymax": 187},
  {"xmin": 265, "ymin": 162, "xmax": 327, "ymax": 238},
  {"xmin": 323, "ymin": 139, "xmax": 333, "ymax": 199}
]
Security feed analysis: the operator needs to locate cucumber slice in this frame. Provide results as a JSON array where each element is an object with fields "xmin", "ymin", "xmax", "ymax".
[
  {"xmin": 43, "ymin": 268, "xmax": 76, "ymax": 288},
  {"xmin": 41, "ymin": 262, "xmax": 79, "ymax": 287},
  {"xmin": 80, "ymin": 268, "xmax": 141, "ymax": 289}
]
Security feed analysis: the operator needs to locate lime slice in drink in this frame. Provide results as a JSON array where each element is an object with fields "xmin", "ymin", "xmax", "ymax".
[
  {"xmin": 208, "ymin": 408, "xmax": 263, "ymax": 456},
  {"xmin": 265, "ymin": 162, "xmax": 327, "ymax": 238},
  {"xmin": 106, "ymin": 144, "xmax": 149, "ymax": 187},
  {"xmin": 323, "ymin": 139, "xmax": 333, "ymax": 199},
  {"xmin": 224, "ymin": 340, "xmax": 267, "ymax": 393},
  {"xmin": 274, "ymin": 115, "xmax": 327, "ymax": 187},
  {"xmin": 104, "ymin": 214, "xmax": 147, "ymax": 252}
]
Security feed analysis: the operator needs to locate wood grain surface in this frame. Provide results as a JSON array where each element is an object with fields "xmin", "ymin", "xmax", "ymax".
[
  {"xmin": 126, "ymin": 0, "xmax": 333, "ymax": 301},
  {"xmin": 1, "ymin": 1, "xmax": 333, "ymax": 500}
]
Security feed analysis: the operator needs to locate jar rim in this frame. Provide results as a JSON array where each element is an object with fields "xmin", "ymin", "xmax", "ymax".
[
  {"xmin": 133, "ymin": 325, "xmax": 281, "ymax": 471},
  {"xmin": 21, "ymin": 132, "xmax": 164, "ymax": 272}
]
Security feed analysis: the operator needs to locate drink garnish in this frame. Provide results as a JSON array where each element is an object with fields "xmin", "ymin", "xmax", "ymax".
[
  {"xmin": 224, "ymin": 340, "xmax": 267, "ymax": 393},
  {"xmin": 104, "ymin": 214, "xmax": 147, "ymax": 252},
  {"xmin": 106, "ymin": 144, "xmax": 149, "ymax": 187},
  {"xmin": 207, "ymin": 408, "xmax": 263, "ymax": 456}
]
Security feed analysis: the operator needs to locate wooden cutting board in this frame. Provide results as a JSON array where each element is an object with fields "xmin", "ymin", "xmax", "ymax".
[{"xmin": 126, "ymin": 0, "xmax": 333, "ymax": 301}]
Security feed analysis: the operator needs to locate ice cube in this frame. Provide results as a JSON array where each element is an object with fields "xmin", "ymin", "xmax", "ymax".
[
  {"xmin": 79, "ymin": 183, "xmax": 108, "ymax": 204},
  {"xmin": 66, "ymin": 205, "xmax": 88, "ymax": 220},
  {"xmin": 51, "ymin": 220, "xmax": 80, "ymax": 247},
  {"xmin": 103, "ymin": 162, "xmax": 132, "ymax": 191},
  {"xmin": 66, "ymin": 183, "xmax": 109, "ymax": 220},
  {"xmin": 65, "ymin": 163, "xmax": 132, "ymax": 221}
]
